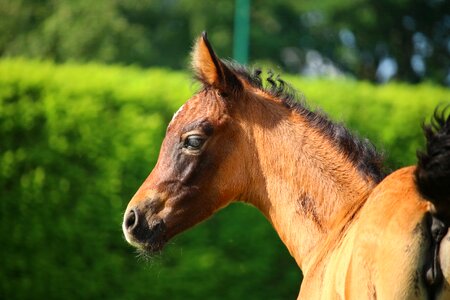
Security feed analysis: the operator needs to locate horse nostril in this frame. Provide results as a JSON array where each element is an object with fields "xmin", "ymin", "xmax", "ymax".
[{"xmin": 125, "ymin": 208, "xmax": 139, "ymax": 232}]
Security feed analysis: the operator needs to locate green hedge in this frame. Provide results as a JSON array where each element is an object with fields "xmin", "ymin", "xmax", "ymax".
[{"xmin": 0, "ymin": 59, "xmax": 448, "ymax": 300}]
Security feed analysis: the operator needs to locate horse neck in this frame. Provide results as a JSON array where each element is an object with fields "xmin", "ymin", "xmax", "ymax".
[{"xmin": 237, "ymin": 95, "xmax": 377, "ymax": 272}]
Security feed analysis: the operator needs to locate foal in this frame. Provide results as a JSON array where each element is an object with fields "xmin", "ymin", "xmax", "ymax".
[{"xmin": 123, "ymin": 33, "xmax": 450, "ymax": 299}]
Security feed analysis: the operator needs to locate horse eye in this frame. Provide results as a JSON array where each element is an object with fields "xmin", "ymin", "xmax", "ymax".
[{"xmin": 184, "ymin": 135, "xmax": 206, "ymax": 151}]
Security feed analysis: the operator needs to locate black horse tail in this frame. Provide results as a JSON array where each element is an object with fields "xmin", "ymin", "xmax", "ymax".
[{"xmin": 415, "ymin": 105, "xmax": 450, "ymax": 223}]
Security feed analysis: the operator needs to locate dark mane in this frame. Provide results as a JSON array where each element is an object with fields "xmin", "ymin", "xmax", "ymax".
[
  {"xmin": 415, "ymin": 106, "xmax": 450, "ymax": 219},
  {"xmin": 224, "ymin": 60, "xmax": 387, "ymax": 183}
]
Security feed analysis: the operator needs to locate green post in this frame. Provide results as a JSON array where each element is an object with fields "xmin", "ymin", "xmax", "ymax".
[{"xmin": 233, "ymin": 0, "xmax": 250, "ymax": 64}]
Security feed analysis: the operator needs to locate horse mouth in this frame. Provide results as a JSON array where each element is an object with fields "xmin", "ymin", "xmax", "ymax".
[{"xmin": 128, "ymin": 234, "xmax": 168, "ymax": 255}]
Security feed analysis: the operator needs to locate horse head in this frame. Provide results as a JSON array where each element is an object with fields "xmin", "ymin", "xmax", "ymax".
[{"xmin": 122, "ymin": 33, "xmax": 250, "ymax": 253}]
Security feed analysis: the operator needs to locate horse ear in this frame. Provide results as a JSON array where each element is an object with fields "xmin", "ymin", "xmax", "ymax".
[{"xmin": 192, "ymin": 32, "xmax": 241, "ymax": 92}]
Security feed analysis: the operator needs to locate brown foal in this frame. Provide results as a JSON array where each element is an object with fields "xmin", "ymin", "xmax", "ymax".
[{"xmin": 123, "ymin": 33, "xmax": 450, "ymax": 299}]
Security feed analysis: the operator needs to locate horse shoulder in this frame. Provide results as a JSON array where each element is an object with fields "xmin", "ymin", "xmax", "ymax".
[
  {"xmin": 299, "ymin": 167, "xmax": 427, "ymax": 299},
  {"xmin": 349, "ymin": 166, "xmax": 432, "ymax": 299}
]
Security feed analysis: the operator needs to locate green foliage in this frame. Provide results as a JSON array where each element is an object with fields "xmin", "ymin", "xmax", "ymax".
[{"xmin": 0, "ymin": 59, "xmax": 448, "ymax": 299}]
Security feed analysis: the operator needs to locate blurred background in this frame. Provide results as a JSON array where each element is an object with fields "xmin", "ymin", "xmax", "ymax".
[
  {"xmin": 0, "ymin": 0, "xmax": 449, "ymax": 299},
  {"xmin": 1, "ymin": 0, "xmax": 449, "ymax": 84}
]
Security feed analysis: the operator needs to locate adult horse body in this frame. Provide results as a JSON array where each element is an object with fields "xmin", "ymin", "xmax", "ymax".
[{"xmin": 123, "ymin": 33, "xmax": 450, "ymax": 299}]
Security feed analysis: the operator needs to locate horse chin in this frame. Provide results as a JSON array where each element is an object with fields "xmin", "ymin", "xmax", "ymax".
[{"xmin": 138, "ymin": 240, "xmax": 167, "ymax": 255}]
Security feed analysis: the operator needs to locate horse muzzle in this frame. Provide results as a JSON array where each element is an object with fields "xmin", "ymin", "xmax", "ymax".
[{"xmin": 122, "ymin": 204, "xmax": 167, "ymax": 253}]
